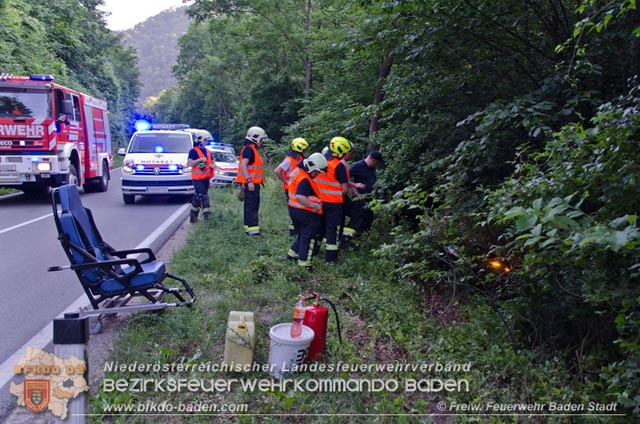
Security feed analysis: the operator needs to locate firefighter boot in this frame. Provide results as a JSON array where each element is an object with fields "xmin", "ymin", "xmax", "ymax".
[{"xmin": 189, "ymin": 207, "xmax": 199, "ymax": 223}]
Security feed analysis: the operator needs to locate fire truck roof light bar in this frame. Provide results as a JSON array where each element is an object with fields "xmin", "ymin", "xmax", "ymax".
[{"xmin": 29, "ymin": 74, "xmax": 54, "ymax": 81}]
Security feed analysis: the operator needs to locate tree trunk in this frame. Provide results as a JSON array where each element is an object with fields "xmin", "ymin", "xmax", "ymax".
[
  {"xmin": 631, "ymin": 8, "xmax": 640, "ymax": 79},
  {"xmin": 369, "ymin": 51, "xmax": 394, "ymax": 137},
  {"xmin": 305, "ymin": 0, "xmax": 313, "ymax": 98}
]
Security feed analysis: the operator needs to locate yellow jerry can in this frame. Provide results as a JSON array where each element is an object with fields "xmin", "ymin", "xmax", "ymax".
[{"xmin": 223, "ymin": 311, "xmax": 255, "ymax": 371}]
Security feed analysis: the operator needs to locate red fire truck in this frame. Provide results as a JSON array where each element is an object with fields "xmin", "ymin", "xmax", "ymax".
[{"xmin": 0, "ymin": 73, "xmax": 112, "ymax": 194}]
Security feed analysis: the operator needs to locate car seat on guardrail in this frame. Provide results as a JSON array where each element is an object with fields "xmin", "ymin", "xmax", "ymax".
[{"xmin": 49, "ymin": 184, "xmax": 195, "ymax": 332}]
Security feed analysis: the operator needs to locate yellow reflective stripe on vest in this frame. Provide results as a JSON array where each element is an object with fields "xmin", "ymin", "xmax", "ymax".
[{"xmin": 287, "ymin": 192, "xmax": 322, "ymax": 213}]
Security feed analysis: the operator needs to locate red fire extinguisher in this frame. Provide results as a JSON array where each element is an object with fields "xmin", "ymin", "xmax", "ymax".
[{"xmin": 303, "ymin": 292, "xmax": 342, "ymax": 362}]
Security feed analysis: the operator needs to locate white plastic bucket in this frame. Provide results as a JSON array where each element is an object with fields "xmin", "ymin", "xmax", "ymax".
[{"xmin": 268, "ymin": 323, "xmax": 315, "ymax": 379}]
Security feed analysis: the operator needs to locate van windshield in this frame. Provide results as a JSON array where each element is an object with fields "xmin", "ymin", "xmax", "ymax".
[
  {"xmin": 129, "ymin": 132, "xmax": 192, "ymax": 153},
  {"xmin": 213, "ymin": 151, "xmax": 237, "ymax": 163}
]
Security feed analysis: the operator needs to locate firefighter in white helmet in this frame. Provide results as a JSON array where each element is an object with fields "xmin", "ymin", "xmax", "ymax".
[
  {"xmin": 236, "ymin": 126, "xmax": 268, "ymax": 235},
  {"xmin": 286, "ymin": 152, "xmax": 327, "ymax": 269}
]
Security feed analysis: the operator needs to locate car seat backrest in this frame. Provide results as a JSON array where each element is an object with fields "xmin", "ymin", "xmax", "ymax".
[{"xmin": 58, "ymin": 184, "xmax": 105, "ymax": 258}]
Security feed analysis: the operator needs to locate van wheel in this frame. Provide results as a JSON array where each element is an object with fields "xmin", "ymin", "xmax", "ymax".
[{"xmin": 123, "ymin": 194, "xmax": 135, "ymax": 204}]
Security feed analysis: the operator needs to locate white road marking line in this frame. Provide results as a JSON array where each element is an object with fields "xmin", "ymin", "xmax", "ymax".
[{"xmin": 0, "ymin": 213, "xmax": 53, "ymax": 235}]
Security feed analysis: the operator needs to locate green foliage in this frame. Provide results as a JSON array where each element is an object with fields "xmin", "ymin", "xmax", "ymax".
[
  {"xmin": 3, "ymin": 0, "xmax": 639, "ymax": 416},
  {"xmin": 153, "ymin": 0, "xmax": 313, "ymax": 143},
  {"xmin": 95, "ymin": 180, "xmax": 583, "ymax": 421},
  {"xmin": 363, "ymin": 0, "xmax": 640, "ymax": 415},
  {"xmin": 478, "ymin": 85, "xmax": 640, "ymax": 412}
]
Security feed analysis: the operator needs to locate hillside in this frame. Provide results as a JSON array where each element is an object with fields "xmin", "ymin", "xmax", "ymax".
[{"xmin": 119, "ymin": 6, "xmax": 191, "ymax": 108}]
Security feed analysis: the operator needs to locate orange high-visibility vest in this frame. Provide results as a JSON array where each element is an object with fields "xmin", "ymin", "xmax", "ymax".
[
  {"xmin": 287, "ymin": 168, "xmax": 322, "ymax": 214},
  {"xmin": 315, "ymin": 157, "xmax": 344, "ymax": 203},
  {"xmin": 192, "ymin": 147, "xmax": 214, "ymax": 180},
  {"xmin": 236, "ymin": 143, "xmax": 264, "ymax": 184}
]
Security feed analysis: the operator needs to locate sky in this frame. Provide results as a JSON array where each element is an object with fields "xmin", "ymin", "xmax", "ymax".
[{"xmin": 99, "ymin": 0, "xmax": 190, "ymax": 31}]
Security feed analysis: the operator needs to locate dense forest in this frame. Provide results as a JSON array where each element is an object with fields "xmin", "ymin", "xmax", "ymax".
[
  {"xmin": 2, "ymin": 0, "xmax": 639, "ymax": 415},
  {"xmin": 155, "ymin": 1, "xmax": 639, "ymax": 412},
  {"xmin": 120, "ymin": 6, "xmax": 190, "ymax": 109}
]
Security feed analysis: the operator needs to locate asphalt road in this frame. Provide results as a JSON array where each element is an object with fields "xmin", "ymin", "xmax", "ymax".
[{"xmin": 0, "ymin": 169, "xmax": 189, "ymax": 365}]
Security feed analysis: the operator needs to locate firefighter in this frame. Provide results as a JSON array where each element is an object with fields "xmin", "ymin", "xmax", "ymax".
[
  {"xmin": 187, "ymin": 135, "xmax": 215, "ymax": 223},
  {"xmin": 344, "ymin": 150, "xmax": 385, "ymax": 235},
  {"xmin": 286, "ymin": 152, "xmax": 327, "ymax": 269},
  {"xmin": 315, "ymin": 136, "xmax": 352, "ymax": 262},
  {"xmin": 340, "ymin": 141, "xmax": 365, "ymax": 238},
  {"xmin": 236, "ymin": 126, "xmax": 268, "ymax": 235},
  {"xmin": 274, "ymin": 137, "xmax": 309, "ymax": 235}
]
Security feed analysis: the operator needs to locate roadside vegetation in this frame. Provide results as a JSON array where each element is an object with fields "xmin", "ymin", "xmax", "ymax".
[
  {"xmin": 2, "ymin": 0, "xmax": 638, "ymax": 420},
  {"xmin": 92, "ymin": 176, "xmax": 601, "ymax": 423}
]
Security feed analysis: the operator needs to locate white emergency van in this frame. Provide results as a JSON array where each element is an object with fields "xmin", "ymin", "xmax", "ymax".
[{"xmin": 118, "ymin": 124, "xmax": 194, "ymax": 204}]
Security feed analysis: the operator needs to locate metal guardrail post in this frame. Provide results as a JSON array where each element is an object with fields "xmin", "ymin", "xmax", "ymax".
[{"xmin": 53, "ymin": 312, "xmax": 89, "ymax": 424}]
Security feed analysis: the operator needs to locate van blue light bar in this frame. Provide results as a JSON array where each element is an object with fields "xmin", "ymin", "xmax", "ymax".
[
  {"xmin": 207, "ymin": 141, "xmax": 234, "ymax": 148},
  {"xmin": 134, "ymin": 120, "xmax": 152, "ymax": 131},
  {"xmin": 150, "ymin": 123, "xmax": 190, "ymax": 130}
]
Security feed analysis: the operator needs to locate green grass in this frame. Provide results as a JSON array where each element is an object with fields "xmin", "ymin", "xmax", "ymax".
[
  {"xmin": 90, "ymin": 175, "xmax": 589, "ymax": 424},
  {"xmin": 0, "ymin": 188, "xmax": 18, "ymax": 195}
]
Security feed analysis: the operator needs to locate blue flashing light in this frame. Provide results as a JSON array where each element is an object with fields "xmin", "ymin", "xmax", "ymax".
[
  {"xmin": 29, "ymin": 74, "xmax": 54, "ymax": 81},
  {"xmin": 154, "ymin": 145, "xmax": 164, "ymax": 154},
  {"xmin": 135, "ymin": 165, "xmax": 145, "ymax": 171},
  {"xmin": 208, "ymin": 142, "xmax": 234, "ymax": 148},
  {"xmin": 135, "ymin": 120, "xmax": 152, "ymax": 131},
  {"xmin": 31, "ymin": 157, "xmax": 39, "ymax": 162},
  {"xmin": 168, "ymin": 164, "xmax": 178, "ymax": 171}
]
